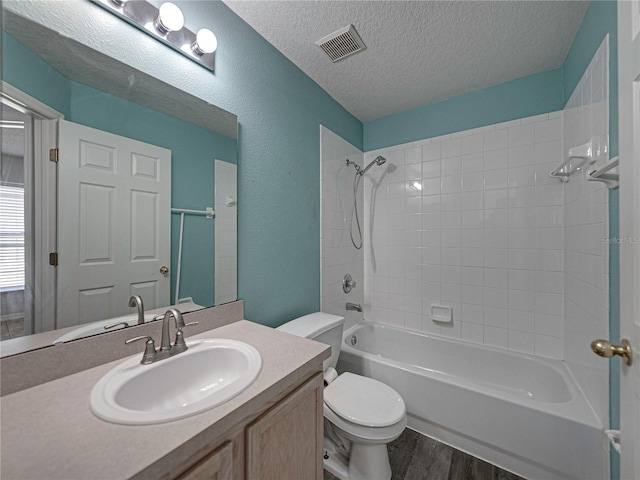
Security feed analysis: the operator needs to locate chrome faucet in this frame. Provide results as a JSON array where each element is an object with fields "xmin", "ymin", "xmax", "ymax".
[
  {"xmin": 104, "ymin": 295, "xmax": 146, "ymax": 331},
  {"xmin": 346, "ymin": 302, "xmax": 363, "ymax": 312},
  {"xmin": 160, "ymin": 308, "xmax": 182, "ymax": 351},
  {"xmin": 129, "ymin": 295, "xmax": 145, "ymax": 325},
  {"xmin": 125, "ymin": 308, "xmax": 198, "ymax": 364}
]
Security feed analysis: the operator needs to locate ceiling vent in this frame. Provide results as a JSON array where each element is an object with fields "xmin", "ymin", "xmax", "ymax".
[{"xmin": 315, "ymin": 24, "xmax": 366, "ymax": 62}]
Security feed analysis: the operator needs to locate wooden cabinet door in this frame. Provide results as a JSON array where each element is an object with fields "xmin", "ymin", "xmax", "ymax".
[
  {"xmin": 246, "ymin": 373, "xmax": 324, "ymax": 480},
  {"xmin": 177, "ymin": 441, "xmax": 233, "ymax": 480}
]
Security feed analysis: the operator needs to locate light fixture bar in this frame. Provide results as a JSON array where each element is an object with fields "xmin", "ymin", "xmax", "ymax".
[{"xmin": 91, "ymin": 0, "xmax": 215, "ymax": 71}]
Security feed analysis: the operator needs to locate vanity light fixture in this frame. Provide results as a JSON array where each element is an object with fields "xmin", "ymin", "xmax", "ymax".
[
  {"xmin": 0, "ymin": 120, "xmax": 24, "ymax": 129},
  {"xmin": 155, "ymin": 2, "xmax": 184, "ymax": 34},
  {"xmin": 92, "ymin": 0, "xmax": 216, "ymax": 71},
  {"xmin": 192, "ymin": 29, "xmax": 218, "ymax": 56}
]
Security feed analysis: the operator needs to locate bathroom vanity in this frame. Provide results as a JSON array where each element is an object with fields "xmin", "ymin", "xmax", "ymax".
[{"xmin": 0, "ymin": 303, "xmax": 330, "ymax": 479}]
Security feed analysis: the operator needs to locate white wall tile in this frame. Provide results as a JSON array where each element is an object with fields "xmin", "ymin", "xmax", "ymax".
[
  {"xmin": 321, "ymin": 126, "xmax": 364, "ymax": 328},
  {"xmin": 461, "ymin": 322, "xmax": 485, "ymax": 343},
  {"xmin": 484, "ymin": 326, "xmax": 508, "ymax": 348},
  {"xmin": 442, "ymin": 139, "xmax": 462, "ymax": 158},
  {"xmin": 462, "ymin": 153, "xmax": 484, "ymax": 173},
  {"xmin": 484, "ymin": 149, "xmax": 509, "ymax": 171},
  {"xmin": 362, "ymin": 113, "xmax": 567, "ymax": 359},
  {"xmin": 508, "ymin": 124, "xmax": 535, "ymax": 147},
  {"xmin": 508, "ymin": 330, "xmax": 535, "ymax": 354},
  {"xmin": 483, "ymin": 130, "xmax": 508, "ymax": 151},
  {"xmin": 461, "ymin": 134, "xmax": 484, "ymax": 155},
  {"xmin": 561, "ymin": 37, "xmax": 610, "ymax": 426},
  {"xmin": 508, "ymin": 145, "xmax": 535, "ymax": 167}
]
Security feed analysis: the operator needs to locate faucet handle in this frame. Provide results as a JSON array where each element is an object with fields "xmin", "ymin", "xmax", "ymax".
[
  {"xmin": 173, "ymin": 321, "xmax": 199, "ymax": 352},
  {"xmin": 104, "ymin": 321, "xmax": 129, "ymax": 331},
  {"xmin": 125, "ymin": 335, "xmax": 157, "ymax": 364}
]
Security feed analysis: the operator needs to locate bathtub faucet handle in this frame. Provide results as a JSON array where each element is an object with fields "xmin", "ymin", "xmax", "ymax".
[{"xmin": 343, "ymin": 274, "xmax": 357, "ymax": 293}]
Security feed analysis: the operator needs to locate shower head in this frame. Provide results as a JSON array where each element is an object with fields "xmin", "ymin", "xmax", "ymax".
[{"xmin": 359, "ymin": 155, "xmax": 387, "ymax": 176}]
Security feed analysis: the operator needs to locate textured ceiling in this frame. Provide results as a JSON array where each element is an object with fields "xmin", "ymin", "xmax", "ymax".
[{"xmin": 223, "ymin": 0, "xmax": 590, "ymax": 122}]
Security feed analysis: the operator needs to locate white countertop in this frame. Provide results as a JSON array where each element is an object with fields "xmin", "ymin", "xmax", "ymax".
[{"xmin": 0, "ymin": 320, "xmax": 329, "ymax": 480}]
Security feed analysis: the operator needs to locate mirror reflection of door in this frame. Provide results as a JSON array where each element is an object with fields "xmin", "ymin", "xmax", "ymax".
[
  {"xmin": 0, "ymin": 103, "xmax": 32, "ymax": 340},
  {"xmin": 57, "ymin": 120, "xmax": 171, "ymax": 328}
]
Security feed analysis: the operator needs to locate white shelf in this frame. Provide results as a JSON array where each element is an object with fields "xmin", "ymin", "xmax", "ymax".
[{"xmin": 587, "ymin": 157, "xmax": 619, "ymax": 189}]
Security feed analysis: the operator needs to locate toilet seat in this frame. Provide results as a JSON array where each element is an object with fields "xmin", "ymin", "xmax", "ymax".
[
  {"xmin": 324, "ymin": 372, "xmax": 406, "ymax": 428},
  {"xmin": 323, "ymin": 402, "xmax": 406, "ymax": 443}
]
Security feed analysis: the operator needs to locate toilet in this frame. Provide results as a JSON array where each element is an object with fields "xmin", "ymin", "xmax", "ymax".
[{"xmin": 277, "ymin": 312, "xmax": 406, "ymax": 480}]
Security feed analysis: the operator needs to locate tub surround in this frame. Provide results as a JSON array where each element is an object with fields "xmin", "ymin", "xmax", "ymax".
[
  {"xmin": 363, "ymin": 113, "xmax": 565, "ymax": 358},
  {"xmin": 320, "ymin": 126, "xmax": 365, "ymax": 331},
  {"xmin": 562, "ymin": 36, "xmax": 610, "ymax": 429},
  {"xmin": 0, "ymin": 317, "xmax": 330, "ymax": 479}
]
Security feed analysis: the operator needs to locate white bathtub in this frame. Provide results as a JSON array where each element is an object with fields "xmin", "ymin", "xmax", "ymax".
[{"xmin": 336, "ymin": 321, "xmax": 606, "ymax": 480}]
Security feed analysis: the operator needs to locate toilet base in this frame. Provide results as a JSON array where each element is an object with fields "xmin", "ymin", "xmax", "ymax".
[
  {"xmin": 323, "ymin": 451, "xmax": 349, "ymax": 480},
  {"xmin": 323, "ymin": 443, "xmax": 392, "ymax": 480}
]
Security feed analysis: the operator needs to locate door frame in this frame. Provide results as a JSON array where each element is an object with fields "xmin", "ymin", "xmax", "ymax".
[
  {"xmin": 1, "ymin": 81, "xmax": 62, "ymax": 333},
  {"xmin": 617, "ymin": 0, "xmax": 640, "ymax": 478}
]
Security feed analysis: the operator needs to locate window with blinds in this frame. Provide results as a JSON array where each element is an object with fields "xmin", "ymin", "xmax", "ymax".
[{"xmin": 0, "ymin": 184, "xmax": 25, "ymax": 291}]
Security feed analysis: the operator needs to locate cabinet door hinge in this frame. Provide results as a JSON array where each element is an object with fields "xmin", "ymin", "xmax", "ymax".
[
  {"xmin": 49, "ymin": 252, "xmax": 58, "ymax": 266},
  {"xmin": 49, "ymin": 148, "xmax": 59, "ymax": 163}
]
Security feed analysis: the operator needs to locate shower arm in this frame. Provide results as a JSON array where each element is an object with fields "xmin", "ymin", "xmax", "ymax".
[
  {"xmin": 346, "ymin": 159, "xmax": 362, "ymax": 174},
  {"xmin": 346, "ymin": 156, "xmax": 386, "ymax": 176}
]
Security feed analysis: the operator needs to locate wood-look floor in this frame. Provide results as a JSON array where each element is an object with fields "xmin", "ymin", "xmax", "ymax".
[{"xmin": 324, "ymin": 428, "xmax": 525, "ymax": 480}]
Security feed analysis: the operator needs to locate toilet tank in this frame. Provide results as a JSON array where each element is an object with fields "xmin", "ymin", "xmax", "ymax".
[{"xmin": 276, "ymin": 312, "xmax": 344, "ymax": 371}]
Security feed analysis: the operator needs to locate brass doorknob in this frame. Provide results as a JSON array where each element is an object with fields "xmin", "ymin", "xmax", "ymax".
[
  {"xmin": 160, "ymin": 266, "xmax": 169, "ymax": 275},
  {"xmin": 590, "ymin": 339, "xmax": 633, "ymax": 366}
]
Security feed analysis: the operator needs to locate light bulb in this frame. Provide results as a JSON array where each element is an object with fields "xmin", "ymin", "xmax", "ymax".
[
  {"xmin": 192, "ymin": 29, "xmax": 217, "ymax": 55},
  {"xmin": 155, "ymin": 2, "xmax": 184, "ymax": 33}
]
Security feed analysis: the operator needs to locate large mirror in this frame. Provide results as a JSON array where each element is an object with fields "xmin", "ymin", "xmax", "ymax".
[{"xmin": 0, "ymin": 7, "xmax": 238, "ymax": 353}]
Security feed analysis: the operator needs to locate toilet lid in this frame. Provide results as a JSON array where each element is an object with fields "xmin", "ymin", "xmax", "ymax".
[{"xmin": 324, "ymin": 372, "xmax": 405, "ymax": 428}]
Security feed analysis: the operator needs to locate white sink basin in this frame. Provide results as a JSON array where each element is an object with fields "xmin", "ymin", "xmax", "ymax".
[
  {"xmin": 90, "ymin": 339, "xmax": 262, "ymax": 425},
  {"xmin": 53, "ymin": 314, "xmax": 157, "ymax": 344}
]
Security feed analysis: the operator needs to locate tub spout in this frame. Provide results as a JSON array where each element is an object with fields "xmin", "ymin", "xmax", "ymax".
[{"xmin": 346, "ymin": 302, "xmax": 363, "ymax": 312}]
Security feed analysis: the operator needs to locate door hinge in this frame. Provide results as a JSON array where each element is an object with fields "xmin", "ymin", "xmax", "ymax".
[
  {"xmin": 49, "ymin": 252, "xmax": 58, "ymax": 266},
  {"xmin": 49, "ymin": 148, "xmax": 59, "ymax": 163}
]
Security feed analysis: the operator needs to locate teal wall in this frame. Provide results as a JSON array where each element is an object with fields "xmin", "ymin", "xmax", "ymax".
[
  {"xmin": 1, "ymin": 32, "xmax": 71, "ymax": 116},
  {"xmin": 563, "ymin": 2, "xmax": 619, "ymax": 479},
  {"xmin": 364, "ymin": 68, "xmax": 565, "ymax": 151},
  {"xmin": 2, "ymin": 32, "xmax": 237, "ymax": 308},
  {"xmin": 173, "ymin": 2, "xmax": 363, "ymax": 326}
]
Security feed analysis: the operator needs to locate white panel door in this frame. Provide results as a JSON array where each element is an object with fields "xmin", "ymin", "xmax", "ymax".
[
  {"xmin": 618, "ymin": 1, "xmax": 640, "ymax": 478},
  {"xmin": 57, "ymin": 120, "xmax": 171, "ymax": 328}
]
